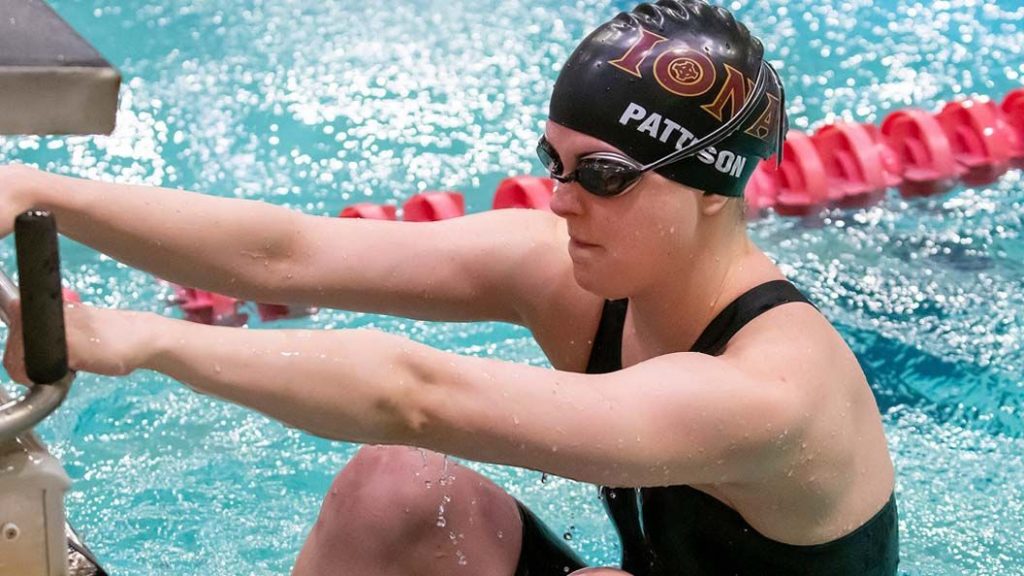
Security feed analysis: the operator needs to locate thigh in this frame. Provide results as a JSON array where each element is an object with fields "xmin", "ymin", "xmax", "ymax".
[{"xmin": 294, "ymin": 446, "xmax": 525, "ymax": 576}]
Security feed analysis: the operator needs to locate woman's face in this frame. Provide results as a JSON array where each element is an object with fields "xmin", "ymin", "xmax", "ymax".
[{"xmin": 544, "ymin": 120, "xmax": 705, "ymax": 299}]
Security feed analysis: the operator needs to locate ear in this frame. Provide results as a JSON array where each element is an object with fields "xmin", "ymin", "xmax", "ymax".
[{"xmin": 699, "ymin": 192, "xmax": 732, "ymax": 216}]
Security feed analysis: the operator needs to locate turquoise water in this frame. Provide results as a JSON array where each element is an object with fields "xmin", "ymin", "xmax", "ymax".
[{"xmin": 1, "ymin": 0, "xmax": 1023, "ymax": 574}]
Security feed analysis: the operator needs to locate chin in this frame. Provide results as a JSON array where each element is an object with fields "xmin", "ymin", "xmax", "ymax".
[{"xmin": 571, "ymin": 263, "xmax": 632, "ymax": 300}]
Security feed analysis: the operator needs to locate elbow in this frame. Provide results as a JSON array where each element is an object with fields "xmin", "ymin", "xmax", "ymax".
[
  {"xmin": 376, "ymin": 344, "xmax": 448, "ymax": 446},
  {"xmin": 374, "ymin": 384, "xmax": 431, "ymax": 446},
  {"xmin": 235, "ymin": 211, "xmax": 307, "ymax": 300}
]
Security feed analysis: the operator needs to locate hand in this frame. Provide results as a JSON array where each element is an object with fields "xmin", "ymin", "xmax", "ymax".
[
  {"xmin": 3, "ymin": 300, "xmax": 158, "ymax": 384},
  {"xmin": 0, "ymin": 164, "xmax": 55, "ymax": 238}
]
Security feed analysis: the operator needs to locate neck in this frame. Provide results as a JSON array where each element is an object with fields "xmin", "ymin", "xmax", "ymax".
[{"xmin": 624, "ymin": 227, "xmax": 768, "ymax": 359}]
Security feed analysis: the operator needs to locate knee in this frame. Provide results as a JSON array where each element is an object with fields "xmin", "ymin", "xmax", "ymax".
[
  {"xmin": 328, "ymin": 445, "xmax": 440, "ymax": 507},
  {"xmin": 316, "ymin": 445, "xmax": 460, "ymax": 538},
  {"xmin": 333, "ymin": 444, "xmax": 438, "ymax": 496}
]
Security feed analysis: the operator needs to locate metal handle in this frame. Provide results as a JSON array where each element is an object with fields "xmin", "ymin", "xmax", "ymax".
[
  {"xmin": 0, "ymin": 210, "xmax": 73, "ymax": 443},
  {"xmin": 15, "ymin": 210, "xmax": 69, "ymax": 384}
]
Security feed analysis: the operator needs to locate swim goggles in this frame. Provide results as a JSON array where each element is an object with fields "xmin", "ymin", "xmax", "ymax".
[{"xmin": 537, "ymin": 60, "xmax": 784, "ymax": 198}]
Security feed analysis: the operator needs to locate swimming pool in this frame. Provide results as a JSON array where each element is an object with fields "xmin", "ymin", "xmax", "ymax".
[{"xmin": 1, "ymin": 0, "xmax": 1022, "ymax": 573}]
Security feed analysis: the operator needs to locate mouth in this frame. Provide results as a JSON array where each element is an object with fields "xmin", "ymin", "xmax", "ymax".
[{"xmin": 569, "ymin": 237, "xmax": 600, "ymax": 250}]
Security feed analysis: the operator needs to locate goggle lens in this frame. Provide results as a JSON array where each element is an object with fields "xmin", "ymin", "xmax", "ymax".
[
  {"xmin": 536, "ymin": 136, "xmax": 643, "ymax": 198},
  {"xmin": 536, "ymin": 138, "xmax": 563, "ymax": 176},
  {"xmin": 576, "ymin": 157, "xmax": 641, "ymax": 197}
]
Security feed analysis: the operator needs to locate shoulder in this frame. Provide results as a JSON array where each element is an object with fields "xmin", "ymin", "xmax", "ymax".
[
  {"xmin": 719, "ymin": 299, "xmax": 870, "ymax": 451},
  {"xmin": 725, "ymin": 299, "xmax": 859, "ymax": 386}
]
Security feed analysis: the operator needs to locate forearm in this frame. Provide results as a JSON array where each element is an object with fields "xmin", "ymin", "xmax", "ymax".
[
  {"xmin": 35, "ymin": 172, "xmax": 305, "ymax": 301},
  {"xmin": 142, "ymin": 316, "xmax": 425, "ymax": 443}
]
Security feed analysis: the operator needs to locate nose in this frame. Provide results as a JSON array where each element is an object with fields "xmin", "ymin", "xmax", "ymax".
[{"xmin": 549, "ymin": 179, "xmax": 584, "ymax": 218}]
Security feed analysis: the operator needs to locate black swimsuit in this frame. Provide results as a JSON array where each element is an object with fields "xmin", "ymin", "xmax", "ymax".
[{"xmin": 514, "ymin": 279, "xmax": 899, "ymax": 575}]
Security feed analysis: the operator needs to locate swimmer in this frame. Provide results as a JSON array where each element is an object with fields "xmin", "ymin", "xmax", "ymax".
[{"xmin": 0, "ymin": 1, "xmax": 898, "ymax": 574}]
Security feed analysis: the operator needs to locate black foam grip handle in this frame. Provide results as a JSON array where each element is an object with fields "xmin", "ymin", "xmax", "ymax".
[{"xmin": 14, "ymin": 210, "xmax": 68, "ymax": 384}]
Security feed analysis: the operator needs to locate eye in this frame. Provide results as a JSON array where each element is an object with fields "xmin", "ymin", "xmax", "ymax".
[
  {"xmin": 536, "ymin": 139, "xmax": 564, "ymax": 175},
  {"xmin": 577, "ymin": 157, "xmax": 640, "ymax": 196}
]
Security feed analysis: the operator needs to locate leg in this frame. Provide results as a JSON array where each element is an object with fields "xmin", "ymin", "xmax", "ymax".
[
  {"xmin": 569, "ymin": 570, "xmax": 634, "ymax": 576},
  {"xmin": 293, "ymin": 445, "xmax": 523, "ymax": 576}
]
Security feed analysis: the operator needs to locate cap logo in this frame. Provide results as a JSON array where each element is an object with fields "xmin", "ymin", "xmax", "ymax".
[
  {"xmin": 608, "ymin": 28, "xmax": 667, "ymax": 77},
  {"xmin": 654, "ymin": 47, "xmax": 716, "ymax": 97},
  {"xmin": 607, "ymin": 25, "xmax": 773, "ymax": 144},
  {"xmin": 744, "ymin": 93, "xmax": 780, "ymax": 140},
  {"xmin": 668, "ymin": 59, "xmax": 702, "ymax": 84}
]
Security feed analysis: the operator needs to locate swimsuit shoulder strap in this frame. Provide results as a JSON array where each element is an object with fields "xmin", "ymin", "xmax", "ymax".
[
  {"xmin": 690, "ymin": 279, "xmax": 815, "ymax": 356},
  {"xmin": 585, "ymin": 299, "xmax": 628, "ymax": 374},
  {"xmin": 583, "ymin": 280, "xmax": 814, "ymax": 372}
]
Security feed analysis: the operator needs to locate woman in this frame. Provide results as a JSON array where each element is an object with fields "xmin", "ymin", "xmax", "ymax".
[{"xmin": 1, "ymin": 1, "xmax": 898, "ymax": 574}]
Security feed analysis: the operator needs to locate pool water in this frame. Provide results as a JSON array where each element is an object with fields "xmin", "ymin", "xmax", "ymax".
[{"xmin": 2, "ymin": 0, "xmax": 1023, "ymax": 574}]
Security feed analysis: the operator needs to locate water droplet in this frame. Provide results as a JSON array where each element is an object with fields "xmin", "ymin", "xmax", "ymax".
[{"xmin": 563, "ymin": 531, "xmax": 573, "ymax": 541}]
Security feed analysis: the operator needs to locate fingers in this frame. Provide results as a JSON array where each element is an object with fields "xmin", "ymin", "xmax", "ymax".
[{"xmin": 0, "ymin": 164, "xmax": 43, "ymax": 239}]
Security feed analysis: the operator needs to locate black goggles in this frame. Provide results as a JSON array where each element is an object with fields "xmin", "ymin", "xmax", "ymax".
[
  {"xmin": 536, "ymin": 138, "xmax": 647, "ymax": 198},
  {"xmin": 537, "ymin": 60, "xmax": 784, "ymax": 198}
]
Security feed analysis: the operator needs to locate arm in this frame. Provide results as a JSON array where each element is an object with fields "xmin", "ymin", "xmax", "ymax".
[
  {"xmin": 2, "ymin": 165, "xmax": 568, "ymax": 324},
  {"xmin": 139, "ymin": 315, "xmax": 805, "ymax": 487}
]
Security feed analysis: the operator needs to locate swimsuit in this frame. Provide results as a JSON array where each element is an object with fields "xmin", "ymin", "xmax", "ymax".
[{"xmin": 514, "ymin": 279, "xmax": 899, "ymax": 575}]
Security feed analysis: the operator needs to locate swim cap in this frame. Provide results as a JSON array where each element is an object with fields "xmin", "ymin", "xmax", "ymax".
[{"xmin": 549, "ymin": 0, "xmax": 787, "ymax": 197}]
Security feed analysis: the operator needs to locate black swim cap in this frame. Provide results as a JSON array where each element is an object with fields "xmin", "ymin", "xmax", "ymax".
[{"xmin": 549, "ymin": 0, "xmax": 787, "ymax": 197}]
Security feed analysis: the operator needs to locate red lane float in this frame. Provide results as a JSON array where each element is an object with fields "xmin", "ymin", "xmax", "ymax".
[
  {"xmin": 255, "ymin": 303, "xmax": 314, "ymax": 323},
  {"xmin": 935, "ymin": 99, "xmax": 1012, "ymax": 186},
  {"xmin": 773, "ymin": 131, "xmax": 829, "ymax": 216},
  {"xmin": 339, "ymin": 203, "xmax": 397, "ymax": 220},
  {"xmin": 880, "ymin": 109, "xmax": 959, "ymax": 198},
  {"xmin": 402, "ymin": 191, "xmax": 465, "ymax": 221},
  {"xmin": 169, "ymin": 285, "xmax": 312, "ymax": 325},
  {"xmin": 61, "ymin": 287, "xmax": 81, "ymax": 304},
  {"xmin": 492, "ymin": 176, "xmax": 555, "ymax": 210},
  {"xmin": 811, "ymin": 122, "xmax": 900, "ymax": 209},
  {"xmin": 342, "ymin": 89, "xmax": 1024, "ymax": 225},
  {"xmin": 1001, "ymin": 88, "xmax": 1024, "ymax": 168},
  {"xmin": 861, "ymin": 123, "xmax": 906, "ymax": 188},
  {"xmin": 171, "ymin": 286, "xmax": 248, "ymax": 326}
]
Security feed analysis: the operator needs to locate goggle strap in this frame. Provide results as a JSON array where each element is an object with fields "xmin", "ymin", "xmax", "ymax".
[{"xmin": 770, "ymin": 61, "xmax": 786, "ymax": 167}]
